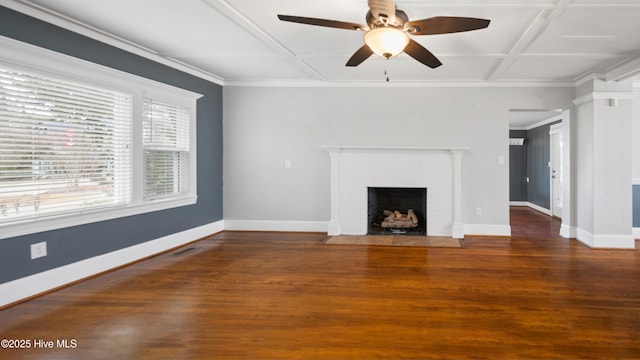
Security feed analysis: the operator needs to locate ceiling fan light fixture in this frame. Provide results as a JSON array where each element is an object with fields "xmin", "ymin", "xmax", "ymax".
[{"xmin": 364, "ymin": 27, "xmax": 409, "ymax": 59}]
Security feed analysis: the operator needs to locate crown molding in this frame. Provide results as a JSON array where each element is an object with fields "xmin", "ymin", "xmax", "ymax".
[
  {"xmin": 224, "ymin": 79, "xmax": 576, "ymax": 88},
  {"xmin": 1, "ymin": 0, "xmax": 225, "ymax": 85},
  {"xmin": 573, "ymin": 91, "xmax": 640, "ymax": 106},
  {"xmin": 573, "ymin": 72, "xmax": 606, "ymax": 87},
  {"xmin": 605, "ymin": 56, "xmax": 640, "ymax": 82}
]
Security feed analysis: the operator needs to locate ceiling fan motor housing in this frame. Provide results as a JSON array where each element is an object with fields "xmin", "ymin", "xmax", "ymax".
[{"xmin": 366, "ymin": 10, "xmax": 409, "ymax": 29}]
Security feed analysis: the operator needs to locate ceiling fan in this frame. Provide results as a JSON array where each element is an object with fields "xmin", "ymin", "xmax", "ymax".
[{"xmin": 277, "ymin": 0, "xmax": 490, "ymax": 69}]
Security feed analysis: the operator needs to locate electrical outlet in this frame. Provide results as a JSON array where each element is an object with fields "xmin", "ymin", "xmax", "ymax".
[
  {"xmin": 475, "ymin": 208, "xmax": 482, "ymax": 216},
  {"xmin": 284, "ymin": 160, "xmax": 291, "ymax": 168},
  {"xmin": 31, "ymin": 241, "xmax": 47, "ymax": 259}
]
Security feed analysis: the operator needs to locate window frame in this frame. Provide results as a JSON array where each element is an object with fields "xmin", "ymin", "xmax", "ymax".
[{"xmin": 0, "ymin": 35, "xmax": 201, "ymax": 240}]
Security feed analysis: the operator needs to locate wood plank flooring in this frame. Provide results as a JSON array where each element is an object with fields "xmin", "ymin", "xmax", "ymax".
[{"xmin": 1, "ymin": 207, "xmax": 639, "ymax": 359}]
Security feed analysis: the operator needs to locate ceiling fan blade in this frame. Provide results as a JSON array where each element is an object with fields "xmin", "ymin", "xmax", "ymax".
[
  {"xmin": 404, "ymin": 39, "xmax": 442, "ymax": 68},
  {"xmin": 367, "ymin": 0, "xmax": 396, "ymax": 22},
  {"xmin": 277, "ymin": 15, "xmax": 365, "ymax": 31},
  {"xmin": 405, "ymin": 16, "xmax": 490, "ymax": 35},
  {"xmin": 346, "ymin": 45, "xmax": 374, "ymax": 67}
]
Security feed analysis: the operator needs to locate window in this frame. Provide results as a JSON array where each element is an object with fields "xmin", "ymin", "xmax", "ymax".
[
  {"xmin": 0, "ymin": 69, "xmax": 132, "ymax": 220},
  {"xmin": 142, "ymin": 99, "xmax": 190, "ymax": 200},
  {"xmin": 0, "ymin": 36, "xmax": 200, "ymax": 239}
]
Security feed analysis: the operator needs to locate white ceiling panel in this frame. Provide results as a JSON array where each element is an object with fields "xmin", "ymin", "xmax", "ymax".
[
  {"xmin": 184, "ymin": 55, "xmax": 318, "ymax": 82},
  {"xmin": 526, "ymin": 6, "xmax": 640, "ymax": 55},
  {"xmin": 10, "ymin": 0, "xmax": 640, "ymax": 85}
]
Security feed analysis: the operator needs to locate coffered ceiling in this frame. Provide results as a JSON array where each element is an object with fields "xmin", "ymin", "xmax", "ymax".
[{"xmin": 4, "ymin": 0, "xmax": 640, "ymax": 85}]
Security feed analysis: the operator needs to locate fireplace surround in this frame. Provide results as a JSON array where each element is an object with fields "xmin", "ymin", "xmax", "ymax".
[{"xmin": 324, "ymin": 146, "xmax": 467, "ymax": 237}]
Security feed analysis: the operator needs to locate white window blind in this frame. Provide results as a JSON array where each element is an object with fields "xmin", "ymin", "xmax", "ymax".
[
  {"xmin": 142, "ymin": 99, "xmax": 190, "ymax": 200},
  {"xmin": 0, "ymin": 68, "xmax": 131, "ymax": 222}
]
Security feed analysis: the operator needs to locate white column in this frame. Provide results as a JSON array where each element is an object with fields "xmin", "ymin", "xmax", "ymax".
[
  {"xmin": 326, "ymin": 148, "xmax": 341, "ymax": 235},
  {"xmin": 572, "ymin": 79, "xmax": 635, "ymax": 248},
  {"xmin": 450, "ymin": 149, "xmax": 465, "ymax": 238}
]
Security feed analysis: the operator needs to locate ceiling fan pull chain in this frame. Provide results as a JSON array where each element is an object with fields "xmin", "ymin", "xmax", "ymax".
[{"xmin": 385, "ymin": 58, "xmax": 390, "ymax": 82}]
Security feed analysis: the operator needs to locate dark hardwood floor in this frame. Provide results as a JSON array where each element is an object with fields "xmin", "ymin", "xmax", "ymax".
[{"xmin": 1, "ymin": 207, "xmax": 639, "ymax": 359}]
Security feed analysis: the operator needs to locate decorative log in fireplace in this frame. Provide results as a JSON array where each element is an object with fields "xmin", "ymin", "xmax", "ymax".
[{"xmin": 381, "ymin": 209, "xmax": 418, "ymax": 229}]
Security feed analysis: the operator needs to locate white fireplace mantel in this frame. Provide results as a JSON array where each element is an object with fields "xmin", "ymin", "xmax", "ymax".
[{"xmin": 324, "ymin": 146, "xmax": 469, "ymax": 238}]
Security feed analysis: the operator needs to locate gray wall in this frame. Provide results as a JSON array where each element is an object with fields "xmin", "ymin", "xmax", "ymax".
[
  {"xmin": 634, "ymin": 185, "xmax": 640, "ymax": 228},
  {"xmin": 223, "ymin": 86, "xmax": 574, "ymax": 231},
  {"xmin": 634, "ymin": 95, "xmax": 639, "ymax": 230},
  {"xmin": 508, "ymin": 122, "xmax": 560, "ymax": 210},
  {"xmin": 527, "ymin": 121, "xmax": 561, "ymax": 209},
  {"xmin": 0, "ymin": 6, "xmax": 223, "ymax": 284}
]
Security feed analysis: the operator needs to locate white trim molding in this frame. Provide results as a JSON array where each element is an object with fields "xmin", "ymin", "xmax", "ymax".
[
  {"xmin": 633, "ymin": 228, "xmax": 640, "ymax": 239},
  {"xmin": 560, "ymin": 224, "xmax": 577, "ymax": 239},
  {"xmin": 0, "ymin": 220, "xmax": 224, "ymax": 308},
  {"xmin": 463, "ymin": 224, "xmax": 511, "ymax": 237},
  {"xmin": 576, "ymin": 228, "xmax": 636, "ymax": 249},
  {"xmin": 223, "ymin": 220, "xmax": 328, "ymax": 233},
  {"xmin": 511, "ymin": 201, "xmax": 552, "ymax": 216},
  {"xmin": 605, "ymin": 56, "xmax": 640, "ymax": 82},
  {"xmin": 573, "ymin": 91, "xmax": 640, "ymax": 106},
  {"xmin": 527, "ymin": 202, "xmax": 552, "ymax": 216}
]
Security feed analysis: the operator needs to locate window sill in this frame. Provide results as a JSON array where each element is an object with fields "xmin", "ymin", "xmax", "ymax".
[{"xmin": 0, "ymin": 195, "xmax": 197, "ymax": 240}]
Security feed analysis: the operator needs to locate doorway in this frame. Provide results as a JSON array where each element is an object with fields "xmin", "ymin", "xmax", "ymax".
[
  {"xmin": 508, "ymin": 109, "xmax": 571, "ymax": 238},
  {"xmin": 550, "ymin": 123, "xmax": 563, "ymax": 218}
]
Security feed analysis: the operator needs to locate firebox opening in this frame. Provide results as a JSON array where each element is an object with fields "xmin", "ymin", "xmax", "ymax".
[{"xmin": 367, "ymin": 187, "xmax": 427, "ymax": 235}]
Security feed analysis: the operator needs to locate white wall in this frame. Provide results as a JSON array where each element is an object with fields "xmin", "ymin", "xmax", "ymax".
[
  {"xmin": 633, "ymin": 85, "xmax": 640, "ymax": 182},
  {"xmin": 573, "ymin": 79, "xmax": 635, "ymax": 247},
  {"xmin": 574, "ymin": 101, "xmax": 595, "ymax": 235},
  {"xmin": 223, "ymin": 85, "xmax": 574, "ymax": 234}
]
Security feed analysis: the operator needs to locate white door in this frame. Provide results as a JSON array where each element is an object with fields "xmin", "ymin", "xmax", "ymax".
[{"xmin": 550, "ymin": 124, "xmax": 563, "ymax": 218}]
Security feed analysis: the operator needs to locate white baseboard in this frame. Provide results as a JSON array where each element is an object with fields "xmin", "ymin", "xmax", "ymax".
[
  {"xmin": 0, "ymin": 220, "xmax": 224, "ymax": 308},
  {"xmin": 510, "ymin": 201, "xmax": 552, "ymax": 215},
  {"xmin": 634, "ymin": 227, "xmax": 640, "ymax": 239},
  {"xmin": 576, "ymin": 227, "xmax": 636, "ymax": 249},
  {"xmin": 225, "ymin": 220, "xmax": 513, "ymax": 237},
  {"xmin": 463, "ymin": 224, "xmax": 511, "ymax": 237},
  {"xmin": 576, "ymin": 228, "xmax": 593, "ymax": 247},
  {"xmin": 509, "ymin": 201, "xmax": 528, "ymax": 206},
  {"xmin": 224, "ymin": 220, "xmax": 328, "ymax": 233},
  {"xmin": 526, "ymin": 202, "xmax": 552, "ymax": 216},
  {"xmin": 560, "ymin": 224, "xmax": 577, "ymax": 238}
]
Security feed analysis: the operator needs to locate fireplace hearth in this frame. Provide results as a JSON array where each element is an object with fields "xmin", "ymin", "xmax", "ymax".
[{"xmin": 367, "ymin": 187, "xmax": 427, "ymax": 235}]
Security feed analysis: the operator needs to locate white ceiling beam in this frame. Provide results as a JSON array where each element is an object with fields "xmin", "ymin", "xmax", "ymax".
[
  {"xmin": 488, "ymin": 0, "xmax": 573, "ymax": 81},
  {"xmin": 200, "ymin": 0, "xmax": 327, "ymax": 81},
  {"xmin": 487, "ymin": 10, "xmax": 551, "ymax": 81}
]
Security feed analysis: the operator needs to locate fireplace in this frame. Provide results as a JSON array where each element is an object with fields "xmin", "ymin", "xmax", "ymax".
[
  {"xmin": 325, "ymin": 146, "xmax": 467, "ymax": 237},
  {"xmin": 367, "ymin": 187, "xmax": 427, "ymax": 235}
]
